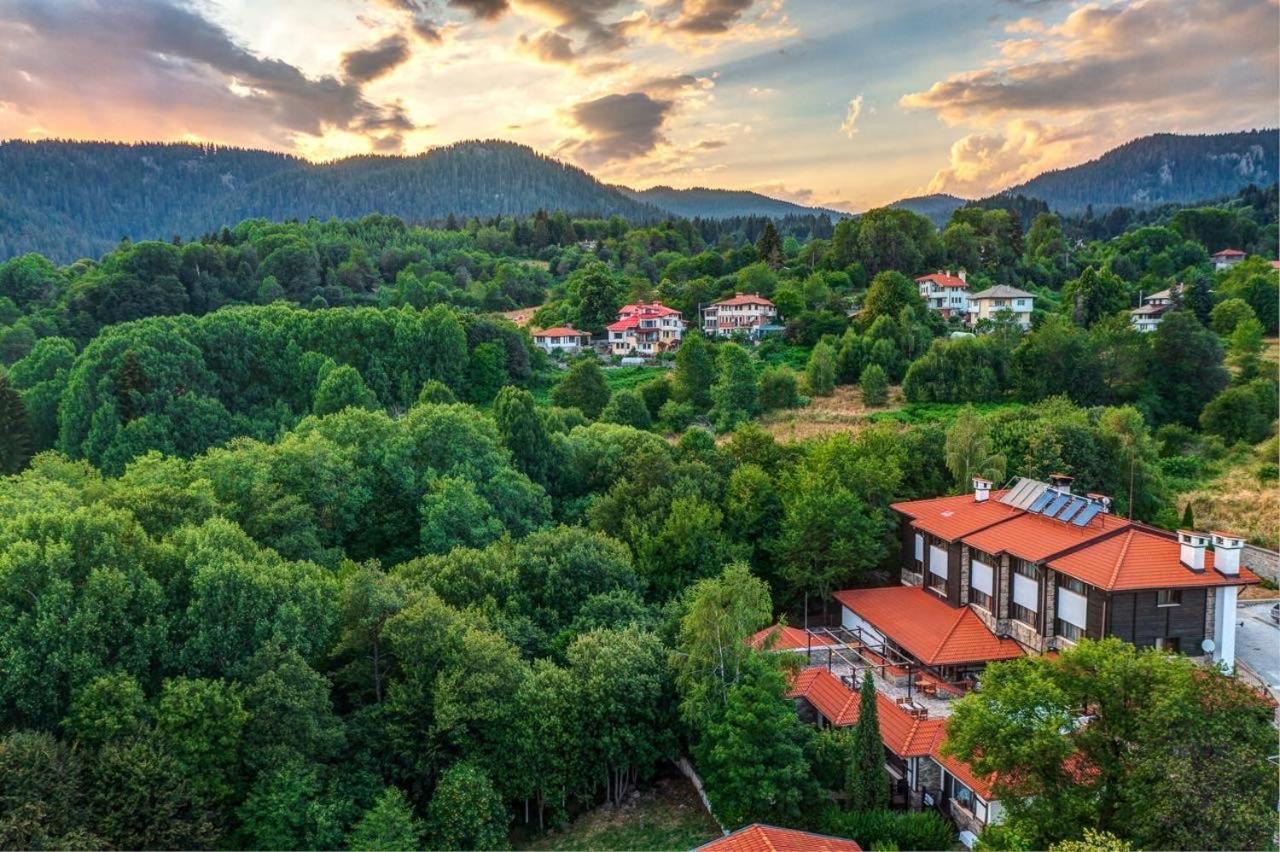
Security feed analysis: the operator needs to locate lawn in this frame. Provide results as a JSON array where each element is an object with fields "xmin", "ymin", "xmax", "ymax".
[
  {"xmin": 531, "ymin": 364, "xmax": 668, "ymax": 406},
  {"xmin": 518, "ymin": 777, "xmax": 721, "ymax": 852}
]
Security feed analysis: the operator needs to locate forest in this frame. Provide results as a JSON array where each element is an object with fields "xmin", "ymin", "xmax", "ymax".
[{"xmin": 0, "ymin": 180, "xmax": 1277, "ymax": 850}]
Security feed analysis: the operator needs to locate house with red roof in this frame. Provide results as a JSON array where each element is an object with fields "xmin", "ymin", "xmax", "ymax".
[
  {"xmin": 787, "ymin": 668, "xmax": 1001, "ymax": 837},
  {"xmin": 747, "ymin": 624, "xmax": 837, "ymax": 654},
  {"xmin": 531, "ymin": 324, "xmax": 591, "ymax": 354},
  {"xmin": 698, "ymin": 823, "xmax": 862, "ymax": 851},
  {"xmin": 1211, "ymin": 248, "xmax": 1246, "ymax": 270},
  {"xmin": 606, "ymin": 302, "xmax": 685, "ymax": 356},
  {"xmin": 844, "ymin": 475, "xmax": 1258, "ymax": 690},
  {"xmin": 702, "ymin": 293, "xmax": 778, "ymax": 337},
  {"xmin": 915, "ymin": 270, "xmax": 969, "ymax": 319}
]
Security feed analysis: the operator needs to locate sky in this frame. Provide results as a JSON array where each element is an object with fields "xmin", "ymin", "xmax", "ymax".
[{"xmin": 0, "ymin": 0, "xmax": 1276, "ymax": 210}]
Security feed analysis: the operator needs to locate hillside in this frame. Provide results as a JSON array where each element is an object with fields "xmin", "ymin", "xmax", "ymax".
[
  {"xmin": 625, "ymin": 185, "xmax": 846, "ymax": 220},
  {"xmin": 887, "ymin": 193, "xmax": 966, "ymax": 227},
  {"xmin": 996, "ymin": 129, "xmax": 1279, "ymax": 214},
  {"xmin": 0, "ymin": 140, "xmax": 661, "ymax": 262}
]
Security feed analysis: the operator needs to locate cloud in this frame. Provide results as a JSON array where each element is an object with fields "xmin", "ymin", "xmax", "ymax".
[
  {"xmin": 666, "ymin": 0, "xmax": 757, "ymax": 34},
  {"xmin": 840, "ymin": 94, "xmax": 863, "ymax": 138},
  {"xmin": 0, "ymin": 0, "xmax": 415, "ymax": 151},
  {"xmin": 341, "ymin": 34, "xmax": 412, "ymax": 82},
  {"xmin": 517, "ymin": 29, "xmax": 578, "ymax": 62},
  {"xmin": 560, "ymin": 91, "xmax": 675, "ymax": 164},
  {"xmin": 450, "ymin": 0, "xmax": 511, "ymax": 20},
  {"xmin": 902, "ymin": 0, "xmax": 1277, "ymax": 124},
  {"xmin": 926, "ymin": 118, "xmax": 1104, "ymax": 195}
]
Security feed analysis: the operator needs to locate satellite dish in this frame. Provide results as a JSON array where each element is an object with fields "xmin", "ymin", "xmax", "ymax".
[{"xmin": 1201, "ymin": 638, "xmax": 1215, "ymax": 653}]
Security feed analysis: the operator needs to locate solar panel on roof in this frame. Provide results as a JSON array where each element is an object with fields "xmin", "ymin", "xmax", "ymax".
[
  {"xmin": 1042, "ymin": 493, "xmax": 1071, "ymax": 517},
  {"xmin": 1072, "ymin": 503, "xmax": 1103, "ymax": 527},
  {"xmin": 1057, "ymin": 498, "xmax": 1086, "ymax": 523},
  {"xmin": 1028, "ymin": 490, "xmax": 1056, "ymax": 513}
]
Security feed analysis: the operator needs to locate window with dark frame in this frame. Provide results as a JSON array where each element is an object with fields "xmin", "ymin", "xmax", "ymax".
[
  {"xmin": 1011, "ymin": 603, "xmax": 1038, "ymax": 628},
  {"xmin": 1013, "ymin": 559, "xmax": 1038, "ymax": 580},
  {"xmin": 1056, "ymin": 618, "xmax": 1084, "ymax": 641},
  {"xmin": 1156, "ymin": 589, "xmax": 1183, "ymax": 607},
  {"xmin": 928, "ymin": 570, "xmax": 947, "ymax": 595}
]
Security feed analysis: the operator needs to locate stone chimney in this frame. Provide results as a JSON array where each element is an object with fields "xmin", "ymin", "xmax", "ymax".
[
  {"xmin": 1049, "ymin": 473, "xmax": 1074, "ymax": 494},
  {"xmin": 1178, "ymin": 530, "xmax": 1209, "ymax": 572},
  {"xmin": 1086, "ymin": 492, "xmax": 1112, "ymax": 514},
  {"xmin": 973, "ymin": 477, "xmax": 993, "ymax": 503},
  {"xmin": 1211, "ymin": 531, "xmax": 1243, "ymax": 576}
]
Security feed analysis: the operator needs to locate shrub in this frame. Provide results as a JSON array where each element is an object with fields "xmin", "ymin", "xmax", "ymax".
[
  {"xmin": 1257, "ymin": 463, "xmax": 1279, "ymax": 485},
  {"xmin": 759, "ymin": 366, "xmax": 801, "ymax": 411},
  {"xmin": 806, "ymin": 726, "xmax": 853, "ymax": 791},
  {"xmin": 658, "ymin": 400, "xmax": 697, "ymax": 432},
  {"xmin": 860, "ymin": 363, "xmax": 889, "ymax": 407},
  {"xmin": 821, "ymin": 806, "xmax": 954, "ymax": 851},
  {"xmin": 601, "ymin": 389, "xmax": 652, "ymax": 430}
]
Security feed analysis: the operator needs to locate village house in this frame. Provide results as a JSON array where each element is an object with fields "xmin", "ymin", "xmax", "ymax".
[
  {"xmin": 915, "ymin": 271, "xmax": 969, "ymax": 320},
  {"xmin": 966, "ymin": 286, "xmax": 1035, "ymax": 329},
  {"xmin": 1210, "ymin": 248, "xmax": 1246, "ymax": 270},
  {"xmin": 606, "ymin": 302, "xmax": 685, "ymax": 357},
  {"xmin": 875, "ymin": 475, "xmax": 1257, "ymax": 670},
  {"xmin": 702, "ymin": 293, "xmax": 778, "ymax": 337},
  {"xmin": 530, "ymin": 325, "xmax": 591, "ymax": 354},
  {"xmin": 1129, "ymin": 285, "xmax": 1179, "ymax": 332}
]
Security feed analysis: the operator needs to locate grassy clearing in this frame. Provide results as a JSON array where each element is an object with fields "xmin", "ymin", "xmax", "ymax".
[
  {"xmin": 518, "ymin": 777, "xmax": 721, "ymax": 852},
  {"xmin": 1174, "ymin": 438, "xmax": 1280, "ymax": 551},
  {"xmin": 530, "ymin": 364, "xmax": 668, "ymax": 406}
]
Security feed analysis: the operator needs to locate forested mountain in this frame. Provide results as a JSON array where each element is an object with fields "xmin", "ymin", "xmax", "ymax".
[
  {"xmin": 887, "ymin": 193, "xmax": 966, "ymax": 228},
  {"xmin": 0, "ymin": 140, "xmax": 661, "ymax": 262},
  {"xmin": 625, "ymin": 185, "xmax": 847, "ymax": 220},
  {"xmin": 995, "ymin": 129, "xmax": 1279, "ymax": 214}
]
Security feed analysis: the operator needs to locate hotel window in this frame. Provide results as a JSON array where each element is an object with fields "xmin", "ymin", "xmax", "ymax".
[
  {"xmin": 1013, "ymin": 559, "xmax": 1038, "ymax": 580},
  {"xmin": 1012, "ymin": 603, "xmax": 1038, "ymax": 627},
  {"xmin": 928, "ymin": 544, "xmax": 949, "ymax": 595},
  {"xmin": 1059, "ymin": 576, "xmax": 1086, "ymax": 595},
  {"xmin": 1156, "ymin": 590, "xmax": 1183, "ymax": 607},
  {"xmin": 948, "ymin": 775, "xmax": 975, "ymax": 812},
  {"xmin": 970, "ymin": 555, "xmax": 994, "ymax": 611},
  {"xmin": 1154, "ymin": 637, "xmax": 1182, "ymax": 653},
  {"xmin": 1056, "ymin": 618, "xmax": 1085, "ymax": 641}
]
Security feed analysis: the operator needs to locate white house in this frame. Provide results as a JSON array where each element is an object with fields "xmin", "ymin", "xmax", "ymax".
[
  {"xmin": 606, "ymin": 302, "xmax": 685, "ymax": 357},
  {"xmin": 1210, "ymin": 248, "xmax": 1246, "ymax": 270},
  {"xmin": 702, "ymin": 293, "xmax": 777, "ymax": 337},
  {"xmin": 916, "ymin": 271, "xmax": 970, "ymax": 319},
  {"xmin": 967, "ymin": 285, "xmax": 1034, "ymax": 329},
  {"xmin": 1129, "ymin": 285, "xmax": 1180, "ymax": 333},
  {"xmin": 531, "ymin": 325, "xmax": 591, "ymax": 354}
]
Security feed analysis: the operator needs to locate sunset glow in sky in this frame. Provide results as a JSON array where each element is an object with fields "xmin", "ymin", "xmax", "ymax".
[{"xmin": 1, "ymin": 0, "xmax": 1276, "ymax": 210}]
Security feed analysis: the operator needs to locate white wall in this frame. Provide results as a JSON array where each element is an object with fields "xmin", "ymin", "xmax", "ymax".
[{"xmin": 841, "ymin": 606, "xmax": 886, "ymax": 646}]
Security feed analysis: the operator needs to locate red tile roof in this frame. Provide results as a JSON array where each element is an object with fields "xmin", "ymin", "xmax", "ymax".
[
  {"xmin": 832, "ymin": 586, "xmax": 1023, "ymax": 666},
  {"xmin": 787, "ymin": 668, "xmax": 944, "ymax": 758},
  {"xmin": 1048, "ymin": 526, "xmax": 1260, "ymax": 591},
  {"xmin": 891, "ymin": 492, "xmax": 1022, "ymax": 541},
  {"xmin": 533, "ymin": 326, "xmax": 590, "ymax": 338},
  {"xmin": 698, "ymin": 824, "xmax": 862, "ymax": 852},
  {"xmin": 747, "ymin": 625, "xmax": 836, "ymax": 651},
  {"xmin": 930, "ymin": 736, "xmax": 996, "ymax": 800},
  {"xmin": 961, "ymin": 510, "xmax": 1129, "ymax": 563},
  {"xmin": 618, "ymin": 302, "xmax": 681, "ymax": 317},
  {"xmin": 916, "ymin": 272, "xmax": 968, "ymax": 289},
  {"xmin": 1211, "ymin": 248, "xmax": 1246, "ymax": 257},
  {"xmin": 713, "ymin": 293, "xmax": 776, "ymax": 307},
  {"xmin": 606, "ymin": 317, "xmax": 640, "ymax": 331}
]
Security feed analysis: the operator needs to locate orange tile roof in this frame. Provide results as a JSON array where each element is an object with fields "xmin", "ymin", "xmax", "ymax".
[
  {"xmin": 747, "ymin": 625, "xmax": 836, "ymax": 651},
  {"xmin": 1211, "ymin": 248, "xmax": 1246, "ymax": 257},
  {"xmin": 698, "ymin": 824, "xmax": 862, "ymax": 852},
  {"xmin": 713, "ymin": 293, "xmax": 775, "ymax": 307},
  {"xmin": 832, "ymin": 586, "xmax": 1023, "ymax": 666},
  {"xmin": 1048, "ymin": 527, "xmax": 1261, "ymax": 591},
  {"xmin": 533, "ymin": 326, "xmax": 590, "ymax": 338},
  {"xmin": 930, "ymin": 735, "xmax": 996, "ymax": 800},
  {"xmin": 891, "ymin": 492, "xmax": 1022, "ymax": 541},
  {"xmin": 787, "ymin": 668, "xmax": 945, "ymax": 758},
  {"xmin": 961, "ymin": 510, "xmax": 1129, "ymax": 563},
  {"xmin": 916, "ymin": 272, "xmax": 968, "ymax": 289}
]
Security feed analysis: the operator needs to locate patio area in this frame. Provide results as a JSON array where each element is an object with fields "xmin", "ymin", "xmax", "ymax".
[{"xmin": 799, "ymin": 627, "xmax": 963, "ymax": 718}]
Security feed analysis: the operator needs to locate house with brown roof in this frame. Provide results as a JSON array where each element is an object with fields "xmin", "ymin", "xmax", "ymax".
[
  {"xmin": 606, "ymin": 302, "xmax": 685, "ymax": 356},
  {"xmin": 863, "ymin": 476, "xmax": 1258, "ymax": 681},
  {"xmin": 531, "ymin": 325, "xmax": 591, "ymax": 354},
  {"xmin": 702, "ymin": 293, "xmax": 778, "ymax": 337},
  {"xmin": 697, "ymin": 822, "xmax": 862, "ymax": 851}
]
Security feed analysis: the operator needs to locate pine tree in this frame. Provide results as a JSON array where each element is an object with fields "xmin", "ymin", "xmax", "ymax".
[
  {"xmin": 0, "ymin": 372, "xmax": 33, "ymax": 474},
  {"xmin": 349, "ymin": 787, "xmax": 424, "ymax": 852},
  {"xmin": 845, "ymin": 669, "xmax": 889, "ymax": 811},
  {"xmin": 757, "ymin": 221, "xmax": 783, "ymax": 268},
  {"xmin": 860, "ymin": 363, "xmax": 888, "ymax": 407},
  {"xmin": 1181, "ymin": 503, "xmax": 1195, "ymax": 530},
  {"xmin": 806, "ymin": 340, "xmax": 837, "ymax": 396}
]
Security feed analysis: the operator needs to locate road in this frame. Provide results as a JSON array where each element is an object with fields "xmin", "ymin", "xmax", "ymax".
[{"xmin": 1235, "ymin": 600, "xmax": 1280, "ymax": 700}]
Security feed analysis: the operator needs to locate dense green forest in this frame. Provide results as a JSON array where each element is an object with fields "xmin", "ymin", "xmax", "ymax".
[{"xmin": 0, "ymin": 180, "xmax": 1277, "ymax": 850}]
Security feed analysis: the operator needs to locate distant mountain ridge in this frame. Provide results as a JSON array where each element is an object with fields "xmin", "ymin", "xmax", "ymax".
[
  {"xmin": 887, "ymin": 193, "xmax": 966, "ymax": 227},
  {"xmin": 623, "ymin": 185, "xmax": 848, "ymax": 220},
  {"xmin": 991, "ymin": 129, "xmax": 1278, "ymax": 214}
]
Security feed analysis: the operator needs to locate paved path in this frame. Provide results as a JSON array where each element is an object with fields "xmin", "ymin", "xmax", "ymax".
[{"xmin": 1236, "ymin": 600, "xmax": 1280, "ymax": 700}]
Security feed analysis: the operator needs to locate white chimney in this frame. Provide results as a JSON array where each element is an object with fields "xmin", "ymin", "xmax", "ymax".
[
  {"xmin": 1049, "ymin": 473, "xmax": 1074, "ymax": 494},
  {"xmin": 973, "ymin": 477, "xmax": 992, "ymax": 503},
  {"xmin": 1211, "ymin": 531, "xmax": 1243, "ymax": 576},
  {"xmin": 959, "ymin": 269, "xmax": 967, "ymax": 283},
  {"xmin": 1178, "ymin": 530, "xmax": 1209, "ymax": 572}
]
